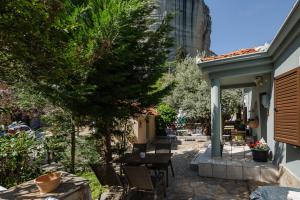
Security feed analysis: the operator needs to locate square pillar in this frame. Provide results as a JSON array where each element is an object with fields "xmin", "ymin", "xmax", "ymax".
[{"xmin": 211, "ymin": 78, "xmax": 221, "ymax": 158}]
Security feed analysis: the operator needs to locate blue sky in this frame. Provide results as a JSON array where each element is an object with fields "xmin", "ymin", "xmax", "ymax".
[{"xmin": 205, "ymin": 0, "xmax": 297, "ymax": 55}]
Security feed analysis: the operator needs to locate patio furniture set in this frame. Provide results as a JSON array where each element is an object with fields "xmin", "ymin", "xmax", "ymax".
[{"xmin": 93, "ymin": 142, "xmax": 175, "ymax": 200}]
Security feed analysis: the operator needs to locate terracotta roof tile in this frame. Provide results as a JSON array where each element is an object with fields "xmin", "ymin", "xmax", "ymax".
[
  {"xmin": 142, "ymin": 107, "xmax": 159, "ymax": 116},
  {"xmin": 201, "ymin": 48, "xmax": 258, "ymax": 62}
]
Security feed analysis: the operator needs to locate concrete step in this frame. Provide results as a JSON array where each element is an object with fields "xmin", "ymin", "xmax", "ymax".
[{"xmin": 191, "ymin": 144, "xmax": 279, "ymax": 183}]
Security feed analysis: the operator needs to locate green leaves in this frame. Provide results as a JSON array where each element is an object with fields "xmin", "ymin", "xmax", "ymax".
[
  {"xmin": 0, "ymin": 133, "xmax": 42, "ymax": 188},
  {"xmin": 165, "ymin": 57, "xmax": 242, "ymax": 132}
]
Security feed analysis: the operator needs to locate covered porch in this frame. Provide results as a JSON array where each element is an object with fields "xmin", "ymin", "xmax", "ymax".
[{"xmin": 198, "ymin": 49, "xmax": 273, "ymax": 158}]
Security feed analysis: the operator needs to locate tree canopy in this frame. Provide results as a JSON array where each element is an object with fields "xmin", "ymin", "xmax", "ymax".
[
  {"xmin": 165, "ymin": 57, "xmax": 242, "ymax": 134},
  {"xmin": 0, "ymin": 0, "xmax": 173, "ymax": 163}
]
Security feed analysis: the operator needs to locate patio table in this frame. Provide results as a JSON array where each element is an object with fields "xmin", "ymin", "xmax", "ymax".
[{"xmin": 116, "ymin": 153, "xmax": 173, "ymax": 186}]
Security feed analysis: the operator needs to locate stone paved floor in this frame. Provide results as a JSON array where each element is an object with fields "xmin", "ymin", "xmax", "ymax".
[{"xmin": 165, "ymin": 139, "xmax": 251, "ymax": 200}]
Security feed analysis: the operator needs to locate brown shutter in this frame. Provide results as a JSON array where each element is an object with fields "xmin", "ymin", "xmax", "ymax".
[{"xmin": 274, "ymin": 67, "xmax": 300, "ymax": 146}]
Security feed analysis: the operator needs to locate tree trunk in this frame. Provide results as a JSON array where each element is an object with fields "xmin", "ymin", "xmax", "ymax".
[
  {"xmin": 70, "ymin": 120, "xmax": 76, "ymax": 173},
  {"xmin": 104, "ymin": 132, "xmax": 113, "ymax": 163}
]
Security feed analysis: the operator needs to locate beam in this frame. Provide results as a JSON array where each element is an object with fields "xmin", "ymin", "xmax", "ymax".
[
  {"xmin": 221, "ymin": 83, "xmax": 256, "ymax": 89},
  {"xmin": 209, "ymin": 64, "xmax": 273, "ymax": 79}
]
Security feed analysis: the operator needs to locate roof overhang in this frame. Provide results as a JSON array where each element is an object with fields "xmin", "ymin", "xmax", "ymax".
[{"xmin": 199, "ymin": 52, "xmax": 273, "ymax": 88}]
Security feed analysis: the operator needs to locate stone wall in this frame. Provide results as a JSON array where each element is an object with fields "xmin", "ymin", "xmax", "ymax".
[{"xmin": 155, "ymin": 0, "xmax": 212, "ymax": 58}]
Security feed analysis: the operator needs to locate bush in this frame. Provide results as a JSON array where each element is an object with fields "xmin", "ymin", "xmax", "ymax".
[
  {"xmin": 0, "ymin": 133, "xmax": 43, "ymax": 188},
  {"xmin": 156, "ymin": 103, "xmax": 177, "ymax": 136}
]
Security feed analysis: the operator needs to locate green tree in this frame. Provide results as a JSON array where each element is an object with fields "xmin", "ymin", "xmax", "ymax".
[
  {"xmin": 0, "ymin": 0, "xmax": 96, "ymax": 172},
  {"xmin": 79, "ymin": 0, "xmax": 173, "ymax": 163},
  {"xmin": 0, "ymin": 0, "xmax": 173, "ymax": 165},
  {"xmin": 165, "ymin": 57, "xmax": 242, "ymax": 134}
]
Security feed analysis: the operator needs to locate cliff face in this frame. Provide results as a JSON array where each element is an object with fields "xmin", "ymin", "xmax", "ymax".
[{"xmin": 156, "ymin": 0, "xmax": 212, "ymax": 57}]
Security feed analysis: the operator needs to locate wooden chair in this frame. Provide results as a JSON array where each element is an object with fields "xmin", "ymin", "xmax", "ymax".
[
  {"xmin": 123, "ymin": 166, "xmax": 165, "ymax": 199},
  {"xmin": 132, "ymin": 143, "xmax": 147, "ymax": 154}
]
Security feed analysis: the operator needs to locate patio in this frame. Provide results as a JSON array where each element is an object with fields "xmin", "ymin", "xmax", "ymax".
[
  {"xmin": 164, "ymin": 139, "xmax": 263, "ymax": 200},
  {"xmin": 113, "ymin": 138, "xmax": 255, "ymax": 200}
]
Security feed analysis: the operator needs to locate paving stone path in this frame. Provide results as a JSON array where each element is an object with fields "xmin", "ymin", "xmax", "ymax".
[{"xmin": 165, "ymin": 140, "xmax": 251, "ymax": 200}]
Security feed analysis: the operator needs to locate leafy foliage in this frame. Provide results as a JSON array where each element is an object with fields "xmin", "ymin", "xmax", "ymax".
[
  {"xmin": 156, "ymin": 103, "xmax": 176, "ymax": 136},
  {"xmin": 0, "ymin": 133, "xmax": 43, "ymax": 188},
  {"xmin": 0, "ymin": 0, "xmax": 173, "ymax": 165},
  {"xmin": 165, "ymin": 57, "xmax": 242, "ymax": 134},
  {"xmin": 165, "ymin": 57, "xmax": 210, "ymax": 121},
  {"xmin": 157, "ymin": 103, "xmax": 177, "ymax": 125}
]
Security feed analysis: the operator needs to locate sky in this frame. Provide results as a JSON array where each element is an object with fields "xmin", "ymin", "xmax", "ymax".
[{"xmin": 205, "ymin": 0, "xmax": 297, "ymax": 55}]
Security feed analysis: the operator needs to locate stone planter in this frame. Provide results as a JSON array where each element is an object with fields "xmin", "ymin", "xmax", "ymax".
[{"xmin": 252, "ymin": 149, "xmax": 268, "ymax": 162}]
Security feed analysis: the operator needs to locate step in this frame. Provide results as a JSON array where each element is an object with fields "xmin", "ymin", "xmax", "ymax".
[{"xmin": 191, "ymin": 145, "xmax": 279, "ymax": 183}]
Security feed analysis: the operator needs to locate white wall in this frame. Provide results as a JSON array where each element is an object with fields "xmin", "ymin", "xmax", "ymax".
[{"xmin": 248, "ymin": 74, "xmax": 272, "ymax": 142}]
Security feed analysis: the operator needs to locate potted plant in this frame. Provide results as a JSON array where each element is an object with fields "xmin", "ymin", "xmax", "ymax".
[{"xmin": 249, "ymin": 140, "xmax": 269, "ymax": 162}]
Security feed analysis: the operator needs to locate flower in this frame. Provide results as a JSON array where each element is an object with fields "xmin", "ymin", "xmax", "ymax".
[{"xmin": 249, "ymin": 141, "xmax": 269, "ymax": 151}]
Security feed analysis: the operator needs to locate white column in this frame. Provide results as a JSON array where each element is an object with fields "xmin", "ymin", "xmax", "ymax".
[{"xmin": 211, "ymin": 78, "xmax": 221, "ymax": 158}]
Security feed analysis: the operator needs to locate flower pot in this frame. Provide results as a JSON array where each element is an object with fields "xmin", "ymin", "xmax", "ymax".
[
  {"xmin": 34, "ymin": 172, "xmax": 61, "ymax": 194},
  {"xmin": 252, "ymin": 150, "xmax": 268, "ymax": 162}
]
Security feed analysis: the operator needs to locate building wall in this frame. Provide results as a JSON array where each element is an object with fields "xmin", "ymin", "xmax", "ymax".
[
  {"xmin": 270, "ymin": 34, "xmax": 300, "ymax": 178},
  {"xmin": 147, "ymin": 115, "xmax": 156, "ymax": 143},
  {"xmin": 247, "ymin": 74, "xmax": 272, "ymax": 142},
  {"xmin": 131, "ymin": 115, "xmax": 156, "ymax": 144}
]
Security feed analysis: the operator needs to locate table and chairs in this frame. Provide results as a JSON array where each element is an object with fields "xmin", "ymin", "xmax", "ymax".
[
  {"xmin": 122, "ymin": 142, "xmax": 174, "ymax": 198},
  {"xmin": 92, "ymin": 142, "xmax": 174, "ymax": 199},
  {"xmin": 123, "ymin": 165, "xmax": 166, "ymax": 199}
]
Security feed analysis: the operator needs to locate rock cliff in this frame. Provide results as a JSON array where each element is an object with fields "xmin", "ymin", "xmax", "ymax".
[{"xmin": 155, "ymin": 0, "xmax": 212, "ymax": 58}]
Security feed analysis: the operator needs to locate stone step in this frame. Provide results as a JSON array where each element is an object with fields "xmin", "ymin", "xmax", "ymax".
[
  {"xmin": 191, "ymin": 144, "xmax": 279, "ymax": 183},
  {"xmin": 197, "ymin": 159, "xmax": 279, "ymax": 183}
]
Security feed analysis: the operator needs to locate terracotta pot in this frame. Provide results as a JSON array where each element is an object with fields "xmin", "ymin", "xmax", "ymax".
[{"xmin": 34, "ymin": 172, "xmax": 61, "ymax": 194}]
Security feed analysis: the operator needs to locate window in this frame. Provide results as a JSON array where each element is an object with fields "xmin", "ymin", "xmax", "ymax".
[{"xmin": 274, "ymin": 67, "xmax": 300, "ymax": 146}]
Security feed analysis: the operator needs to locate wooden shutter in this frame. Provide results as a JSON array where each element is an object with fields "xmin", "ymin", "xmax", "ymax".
[{"xmin": 274, "ymin": 67, "xmax": 300, "ymax": 146}]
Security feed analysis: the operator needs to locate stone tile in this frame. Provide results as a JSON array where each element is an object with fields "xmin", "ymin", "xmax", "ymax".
[
  {"xmin": 227, "ymin": 164, "xmax": 243, "ymax": 180},
  {"xmin": 261, "ymin": 165, "xmax": 279, "ymax": 183},
  {"xmin": 243, "ymin": 165, "xmax": 261, "ymax": 181},
  {"xmin": 198, "ymin": 162, "xmax": 213, "ymax": 177},
  {"xmin": 212, "ymin": 160, "xmax": 227, "ymax": 179},
  {"xmin": 158, "ymin": 140, "xmax": 253, "ymax": 200}
]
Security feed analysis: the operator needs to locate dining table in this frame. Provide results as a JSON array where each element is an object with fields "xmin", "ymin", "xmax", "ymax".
[{"xmin": 116, "ymin": 153, "xmax": 173, "ymax": 186}]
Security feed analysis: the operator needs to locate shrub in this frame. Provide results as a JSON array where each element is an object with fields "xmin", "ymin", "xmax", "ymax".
[
  {"xmin": 156, "ymin": 103, "xmax": 177, "ymax": 136},
  {"xmin": 0, "ymin": 133, "xmax": 43, "ymax": 188}
]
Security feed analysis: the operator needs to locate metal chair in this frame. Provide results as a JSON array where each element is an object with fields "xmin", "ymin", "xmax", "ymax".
[
  {"xmin": 155, "ymin": 143, "xmax": 175, "ymax": 177},
  {"xmin": 123, "ymin": 166, "xmax": 165, "ymax": 199},
  {"xmin": 132, "ymin": 143, "xmax": 147, "ymax": 154},
  {"xmin": 90, "ymin": 163, "xmax": 123, "ymax": 187}
]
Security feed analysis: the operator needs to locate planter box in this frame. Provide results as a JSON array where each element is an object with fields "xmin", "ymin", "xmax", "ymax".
[{"xmin": 252, "ymin": 150, "xmax": 268, "ymax": 162}]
